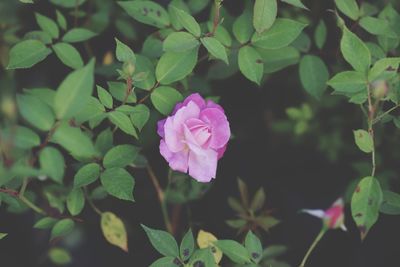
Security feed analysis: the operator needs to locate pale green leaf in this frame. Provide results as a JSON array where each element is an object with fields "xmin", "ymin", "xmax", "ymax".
[
  {"xmin": 52, "ymin": 42, "xmax": 84, "ymax": 69},
  {"xmin": 101, "ymin": 212, "xmax": 128, "ymax": 251},
  {"xmin": 7, "ymin": 40, "xmax": 52, "ymax": 69}
]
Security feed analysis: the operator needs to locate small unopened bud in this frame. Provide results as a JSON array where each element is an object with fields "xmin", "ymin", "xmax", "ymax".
[
  {"xmin": 102, "ymin": 51, "xmax": 114, "ymax": 65},
  {"xmin": 372, "ymin": 80, "xmax": 389, "ymax": 99},
  {"xmin": 1, "ymin": 96, "xmax": 17, "ymax": 120},
  {"xmin": 123, "ymin": 61, "xmax": 135, "ymax": 77}
]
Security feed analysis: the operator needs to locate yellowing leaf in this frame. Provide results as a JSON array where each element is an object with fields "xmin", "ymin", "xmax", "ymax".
[
  {"xmin": 101, "ymin": 212, "xmax": 128, "ymax": 252},
  {"xmin": 197, "ymin": 230, "xmax": 222, "ymax": 264}
]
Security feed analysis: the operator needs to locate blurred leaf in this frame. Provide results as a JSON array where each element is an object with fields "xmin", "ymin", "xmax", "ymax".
[
  {"xmin": 353, "ymin": 129, "xmax": 373, "ymax": 153},
  {"xmin": 39, "ymin": 147, "xmax": 65, "ymax": 183},
  {"xmin": 299, "ymin": 55, "xmax": 329, "ymax": 99},
  {"xmin": 314, "ymin": 20, "xmax": 327, "ymax": 49},
  {"xmin": 56, "ymin": 10, "xmax": 67, "ymax": 31},
  {"xmin": 380, "ymin": 190, "xmax": 400, "ymax": 215},
  {"xmin": 3, "ymin": 126, "xmax": 40, "ymax": 149},
  {"xmin": 62, "ymin": 28, "xmax": 97, "ymax": 43},
  {"xmin": 119, "ymin": 1, "xmax": 170, "ymax": 28},
  {"xmin": 35, "ymin": 13, "xmax": 59, "ymax": 39},
  {"xmin": 7, "ymin": 40, "xmax": 52, "ymax": 69},
  {"xmin": 54, "ymin": 59, "xmax": 95, "ymax": 119},
  {"xmin": 34, "ymin": 217, "xmax": 58, "ymax": 229},
  {"xmin": 250, "ymin": 188, "xmax": 266, "ymax": 212},
  {"xmin": 334, "ymin": 0, "xmax": 360, "ymax": 20},
  {"xmin": 95, "ymin": 128, "xmax": 114, "ymax": 155},
  {"xmin": 48, "ymin": 248, "xmax": 71, "ymax": 265},
  {"xmin": 149, "ymin": 257, "xmax": 178, "ymax": 267},
  {"xmin": 255, "ymin": 216, "xmax": 280, "ymax": 232},
  {"xmin": 67, "ymin": 188, "xmax": 85, "ymax": 216},
  {"xmin": 101, "ymin": 212, "xmax": 128, "ymax": 252},
  {"xmin": 51, "ymin": 219, "xmax": 75, "ymax": 240},
  {"xmin": 237, "ymin": 178, "xmax": 249, "ymax": 208},
  {"xmin": 97, "ymin": 85, "xmax": 113, "ymax": 109},
  {"xmin": 281, "ymin": 0, "xmax": 308, "ymax": 10},
  {"xmin": 228, "ymin": 197, "xmax": 247, "ymax": 213},
  {"xmin": 52, "ymin": 42, "xmax": 84, "ymax": 69},
  {"xmin": 0, "ymin": 233, "xmax": 8, "ymax": 239},
  {"xmin": 16, "ymin": 94, "xmax": 55, "ymax": 131},
  {"xmin": 115, "ymin": 38, "xmax": 136, "ymax": 63},
  {"xmin": 257, "ymin": 46, "xmax": 300, "ymax": 74}
]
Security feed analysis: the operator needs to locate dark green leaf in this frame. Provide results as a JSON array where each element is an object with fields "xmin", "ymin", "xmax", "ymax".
[
  {"xmin": 233, "ymin": 11, "xmax": 253, "ymax": 44},
  {"xmin": 62, "ymin": 28, "xmax": 97, "ymax": 43},
  {"xmin": 39, "ymin": 147, "xmax": 65, "ymax": 183},
  {"xmin": 97, "ymin": 85, "xmax": 114, "ymax": 109},
  {"xmin": 129, "ymin": 104, "xmax": 150, "ymax": 131},
  {"xmin": 142, "ymin": 224, "xmax": 179, "ymax": 257},
  {"xmin": 380, "ymin": 190, "xmax": 400, "ymax": 215},
  {"xmin": 103, "ymin": 145, "xmax": 140, "ymax": 169},
  {"xmin": 245, "ymin": 231, "xmax": 263, "ymax": 263},
  {"xmin": 67, "ymin": 188, "xmax": 85, "ymax": 215},
  {"xmin": 115, "ymin": 38, "xmax": 136, "ymax": 63},
  {"xmin": 253, "ymin": 0, "xmax": 277, "ymax": 34},
  {"xmin": 150, "ymin": 86, "xmax": 183, "ymax": 115},
  {"xmin": 100, "ymin": 168, "xmax": 135, "ymax": 201},
  {"xmin": 108, "ymin": 111, "xmax": 138, "ymax": 138},
  {"xmin": 74, "ymin": 163, "xmax": 101, "ymax": 187},
  {"xmin": 118, "ymin": 1, "xmax": 170, "ymax": 28},
  {"xmin": 335, "ymin": 0, "xmax": 360, "ymax": 20},
  {"xmin": 327, "ymin": 71, "xmax": 367, "ymax": 93},
  {"xmin": 238, "ymin": 46, "xmax": 263, "ymax": 85},
  {"xmin": 52, "ymin": 42, "xmax": 84, "ymax": 69},
  {"xmin": 314, "ymin": 20, "xmax": 327, "ymax": 49},
  {"xmin": 34, "ymin": 217, "xmax": 58, "ymax": 229},
  {"xmin": 163, "ymin": 31, "xmax": 200, "ymax": 52},
  {"xmin": 35, "ymin": 13, "xmax": 59, "ymax": 39},
  {"xmin": 180, "ymin": 229, "xmax": 194, "ymax": 261},
  {"xmin": 299, "ymin": 55, "xmax": 329, "ymax": 99},
  {"xmin": 201, "ymin": 37, "xmax": 228, "ymax": 64},
  {"xmin": 51, "ymin": 219, "xmax": 75, "ymax": 240},
  {"xmin": 215, "ymin": 240, "xmax": 251, "ymax": 264},
  {"xmin": 171, "ymin": 7, "xmax": 200, "ymax": 37}
]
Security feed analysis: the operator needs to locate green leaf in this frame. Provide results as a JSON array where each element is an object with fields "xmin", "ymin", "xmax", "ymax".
[
  {"xmin": 52, "ymin": 122, "xmax": 99, "ymax": 159},
  {"xmin": 171, "ymin": 7, "xmax": 201, "ymax": 37},
  {"xmin": 207, "ymin": 22, "xmax": 232, "ymax": 47},
  {"xmin": 155, "ymin": 48, "xmax": 198, "ymax": 84},
  {"xmin": 163, "ymin": 32, "xmax": 200, "ymax": 52},
  {"xmin": 238, "ymin": 46, "xmax": 263, "ymax": 85},
  {"xmin": 201, "ymin": 37, "xmax": 228, "ymax": 64},
  {"xmin": 108, "ymin": 81, "xmax": 136, "ymax": 103},
  {"xmin": 24, "ymin": 31, "xmax": 53, "ymax": 45},
  {"xmin": 74, "ymin": 163, "xmax": 101, "ymax": 187},
  {"xmin": 142, "ymin": 225, "xmax": 179, "ymax": 257},
  {"xmin": 359, "ymin": 16, "xmax": 395, "ymax": 37},
  {"xmin": 100, "ymin": 168, "xmax": 135, "ymax": 201},
  {"xmin": 108, "ymin": 111, "xmax": 138, "ymax": 138},
  {"xmin": 353, "ymin": 129, "xmax": 373, "ymax": 153},
  {"xmin": 50, "ymin": 0, "xmax": 86, "ymax": 8},
  {"xmin": 54, "ymin": 59, "xmax": 95, "ymax": 119},
  {"xmin": 180, "ymin": 229, "xmax": 194, "ymax": 261},
  {"xmin": 251, "ymin": 19, "xmax": 307, "ymax": 49},
  {"xmin": 67, "ymin": 188, "xmax": 85, "ymax": 216},
  {"xmin": 8, "ymin": 126, "xmax": 40, "ymax": 149},
  {"xmin": 149, "ymin": 257, "xmax": 178, "ymax": 267},
  {"xmin": 52, "ymin": 42, "xmax": 84, "ymax": 69},
  {"xmin": 299, "ymin": 55, "xmax": 329, "ymax": 99},
  {"xmin": 134, "ymin": 55, "xmax": 156, "ymax": 90},
  {"xmin": 340, "ymin": 25, "xmax": 371, "ymax": 74},
  {"xmin": 189, "ymin": 248, "xmax": 216, "ymax": 267},
  {"xmin": 56, "ymin": 10, "xmax": 67, "ymax": 31},
  {"xmin": 168, "ymin": 0, "xmax": 190, "ymax": 30},
  {"xmin": 118, "ymin": 1, "xmax": 170, "ymax": 28},
  {"xmin": 257, "ymin": 46, "xmax": 300, "ymax": 73},
  {"xmin": 151, "ymin": 86, "xmax": 183, "ymax": 115},
  {"xmin": 7, "ymin": 40, "xmax": 52, "ymax": 69},
  {"xmin": 34, "ymin": 217, "xmax": 58, "ymax": 229},
  {"xmin": 351, "ymin": 176, "xmax": 383, "ymax": 240},
  {"xmin": 51, "ymin": 219, "xmax": 75, "ymax": 240},
  {"xmin": 215, "ymin": 240, "xmax": 251, "ymax": 264},
  {"xmin": 327, "ymin": 71, "xmax": 367, "ymax": 93},
  {"xmin": 101, "ymin": 212, "xmax": 128, "ymax": 252},
  {"xmin": 233, "ymin": 11, "xmax": 253, "ymax": 44},
  {"xmin": 115, "ymin": 38, "xmax": 136, "ymax": 63},
  {"xmin": 368, "ymin": 57, "xmax": 400, "ymax": 82},
  {"xmin": 250, "ymin": 188, "xmax": 266, "ymax": 212},
  {"xmin": 35, "ymin": 13, "xmax": 59, "ymax": 39},
  {"xmin": 25, "ymin": 88, "xmax": 55, "ymax": 107},
  {"xmin": 62, "ymin": 28, "xmax": 97, "ymax": 43},
  {"xmin": 380, "ymin": 190, "xmax": 400, "ymax": 215},
  {"xmin": 97, "ymin": 85, "xmax": 113, "ymax": 109},
  {"xmin": 245, "ymin": 231, "xmax": 263, "ymax": 264},
  {"xmin": 95, "ymin": 128, "xmax": 113, "ymax": 155},
  {"xmin": 39, "ymin": 147, "xmax": 65, "ymax": 183},
  {"xmin": 103, "ymin": 145, "xmax": 140, "ymax": 169},
  {"xmin": 334, "ymin": 0, "xmax": 360, "ymax": 20},
  {"xmin": 16, "ymin": 94, "xmax": 55, "ymax": 131},
  {"xmin": 253, "ymin": 0, "xmax": 277, "ymax": 34},
  {"xmin": 314, "ymin": 20, "xmax": 327, "ymax": 49},
  {"xmin": 281, "ymin": 0, "xmax": 308, "ymax": 10},
  {"xmin": 130, "ymin": 104, "xmax": 150, "ymax": 131},
  {"xmin": 48, "ymin": 248, "xmax": 72, "ymax": 265},
  {"xmin": 0, "ymin": 233, "xmax": 7, "ymax": 240}
]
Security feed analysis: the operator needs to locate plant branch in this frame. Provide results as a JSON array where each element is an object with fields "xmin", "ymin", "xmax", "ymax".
[
  {"xmin": 138, "ymin": 81, "xmax": 160, "ymax": 104},
  {"xmin": 366, "ymin": 83, "xmax": 376, "ymax": 177},
  {"xmin": 299, "ymin": 228, "xmax": 327, "ymax": 267},
  {"xmin": 372, "ymin": 104, "xmax": 400, "ymax": 125},
  {"xmin": 145, "ymin": 164, "xmax": 173, "ymax": 234},
  {"xmin": 84, "ymin": 187, "xmax": 102, "ymax": 216}
]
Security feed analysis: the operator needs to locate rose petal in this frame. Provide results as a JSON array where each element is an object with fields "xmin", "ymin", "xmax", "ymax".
[
  {"xmin": 188, "ymin": 148, "xmax": 218, "ymax": 182},
  {"xmin": 160, "ymin": 140, "xmax": 189, "ymax": 173},
  {"xmin": 157, "ymin": 118, "xmax": 166, "ymax": 137},
  {"xmin": 200, "ymin": 108, "xmax": 230, "ymax": 149},
  {"xmin": 185, "ymin": 118, "xmax": 211, "ymax": 147}
]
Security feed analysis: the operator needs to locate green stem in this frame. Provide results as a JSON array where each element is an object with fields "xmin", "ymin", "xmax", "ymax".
[
  {"xmin": 84, "ymin": 187, "xmax": 102, "ymax": 216},
  {"xmin": 299, "ymin": 228, "xmax": 327, "ymax": 267},
  {"xmin": 19, "ymin": 195, "xmax": 46, "ymax": 215},
  {"xmin": 366, "ymin": 84, "xmax": 376, "ymax": 177},
  {"xmin": 372, "ymin": 104, "xmax": 400, "ymax": 125}
]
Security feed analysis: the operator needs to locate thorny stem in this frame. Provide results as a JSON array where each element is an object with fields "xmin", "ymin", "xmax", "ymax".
[
  {"xmin": 299, "ymin": 228, "xmax": 327, "ymax": 267},
  {"xmin": 146, "ymin": 164, "xmax": 173, "ymax": 234}
]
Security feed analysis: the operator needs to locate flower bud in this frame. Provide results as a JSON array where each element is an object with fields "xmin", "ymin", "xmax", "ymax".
[
  {"xmin": 123, "ymin": 61, "xmax": 135, "ymax": 77},
  {"xmin": 371, "ymin": 80, "xmax": 389, "ymax": 99}
]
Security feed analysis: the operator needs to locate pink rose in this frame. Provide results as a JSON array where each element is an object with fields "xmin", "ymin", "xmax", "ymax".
[{"xmin": 157, "ymin": 93, "xmax": 230, "ymax": 182}]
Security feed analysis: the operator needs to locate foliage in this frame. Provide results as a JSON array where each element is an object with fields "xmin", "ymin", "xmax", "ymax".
[{"xmin": 1, "ymin": 0, "xmax": 400, "ymax": 266}]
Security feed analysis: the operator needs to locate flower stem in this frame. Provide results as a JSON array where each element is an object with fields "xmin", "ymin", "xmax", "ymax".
[
  {"xmin": 299, "ymin": 228, "xmax": 326, "ymax": 267},
  {"xmin": 146, "ymin": 164, "xmax": 173, "ymax": 234}
]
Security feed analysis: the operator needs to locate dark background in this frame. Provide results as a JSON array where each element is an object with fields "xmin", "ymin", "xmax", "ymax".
[{"xmin": 1, "ymin": 0, "xmax": 400, "ymax": 266}]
